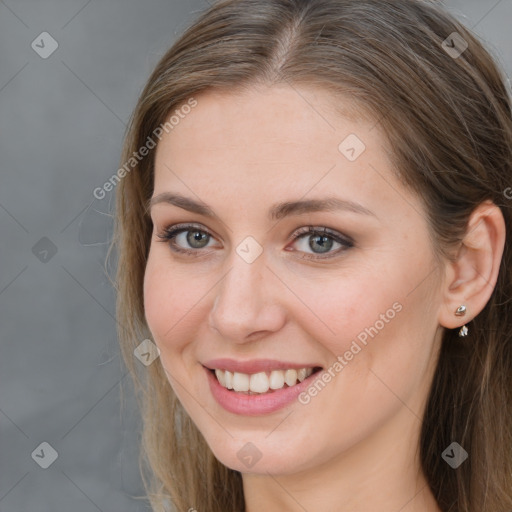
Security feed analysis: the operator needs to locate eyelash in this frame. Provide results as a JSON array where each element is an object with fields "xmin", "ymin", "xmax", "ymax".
[{"xmin": 155, "ymin": 223, "xmax": 354, "ymax": 260}]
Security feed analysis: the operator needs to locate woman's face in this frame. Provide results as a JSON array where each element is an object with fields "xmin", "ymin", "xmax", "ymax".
[{"xmin": 144, "ymin": 84, "xmax": 445, "ymax": 476}]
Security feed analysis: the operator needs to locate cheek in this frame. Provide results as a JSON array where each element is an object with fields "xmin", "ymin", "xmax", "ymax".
[
  {"xmin": 287, "ymin": 255, "xmax": 435, "ymax": 369},
  {"xmin": 143, "ymin": 254, "xmax": 194, "ymax": 350},
  {"xmin": 143, "ymin": 256, "xmax": 166, "ymax": 337},
  {"xmin": 286, "ymin": 268, "xmax": 395, "ymax": 342}
]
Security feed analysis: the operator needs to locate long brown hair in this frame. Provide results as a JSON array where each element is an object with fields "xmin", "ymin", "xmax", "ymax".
[{"xmin": 111, "ymin": 1, "xmax": 512, "ymax": 510}]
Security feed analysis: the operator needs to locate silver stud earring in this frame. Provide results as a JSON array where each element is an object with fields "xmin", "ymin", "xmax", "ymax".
[{"xmin": 455, "ymin": 305, "xmax": 468, "ymax": 337}]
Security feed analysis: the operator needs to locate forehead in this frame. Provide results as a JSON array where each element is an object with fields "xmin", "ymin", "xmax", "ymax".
[
  {"xmin": 150, "ymin": 84, "xmax": 421, "ymax": 226},
  {"xmin": 155, "ymin": 85, "xmax": 380, "ymax": 179}
]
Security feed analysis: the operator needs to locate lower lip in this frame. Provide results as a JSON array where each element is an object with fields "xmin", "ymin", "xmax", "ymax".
[{"xmin": 204, "ymin": 366, "xmax": 322, "ymax": 416}]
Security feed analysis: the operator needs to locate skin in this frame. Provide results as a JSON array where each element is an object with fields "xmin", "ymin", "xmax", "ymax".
[{"xmin": 143, "ymin": 84, "xmax": 505, "ymax": 512}]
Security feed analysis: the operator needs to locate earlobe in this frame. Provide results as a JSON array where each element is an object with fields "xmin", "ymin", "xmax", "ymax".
[{"xmin": 438, "ymin": 201, "xmax": 506, "ymax": 332}]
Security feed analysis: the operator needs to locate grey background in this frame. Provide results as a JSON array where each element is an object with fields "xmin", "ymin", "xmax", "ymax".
[{"xmin": 0, "ymin": 1, "xmax": 510, "ymax": 511}]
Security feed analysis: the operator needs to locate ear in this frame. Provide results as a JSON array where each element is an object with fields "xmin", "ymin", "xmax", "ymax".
[{"xmin": 438, "ymin": 200, "xmax": 506, "ymax": 329}]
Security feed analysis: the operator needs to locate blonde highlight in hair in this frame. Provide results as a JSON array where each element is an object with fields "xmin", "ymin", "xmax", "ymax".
[{"xmin": 110, "ymin": 1, "xmax": 512, "ymax": 510}]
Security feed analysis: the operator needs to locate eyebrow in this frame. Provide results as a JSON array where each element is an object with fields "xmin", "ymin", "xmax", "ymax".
[{"xmin": 147, "ymin": 192, "xmax": 376, "ymax": 221}]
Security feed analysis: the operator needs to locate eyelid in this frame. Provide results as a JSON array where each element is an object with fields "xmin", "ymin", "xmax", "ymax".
[
  {"xmin": 157, "ymin": 222, "xmax": 215, "ymax": 238},
  {"xmin": 290, "ymin": 225, "xmax": 354, "ymax": 245},
  {"xmin": 288, "ymin": 226, "xmax": 354, "ymax": 260},
  {"xmin": 155, "ymin": 222, "xmax": 219, "ymax": 255}
]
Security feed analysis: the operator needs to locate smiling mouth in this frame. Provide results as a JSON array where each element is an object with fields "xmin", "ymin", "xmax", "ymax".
[{"xmin": 209, "ymin": 367, "xmax": 323, "ymax": 395}]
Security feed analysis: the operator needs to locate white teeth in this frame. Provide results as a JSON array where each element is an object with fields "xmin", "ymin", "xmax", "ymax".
[
  {"xmin": 232, "ymin": 372, "xmax": 249, "ymax": 392},
  {"xmin": 213, "ymin": 367, "xmax": 315, "ymax": 394},
  {"xmin": 269, "ymin": 370, "xmax": 285, "ymax": 389},
  {"xmin": 297, "ymin": 368, "xmax": 308, "ymax": 382},
  {"xmin": 225, "ymin": 370, "xmax": 234, "ymax": 390},
  {"xmin": 284, "ymin": 369, "xmax": 297, "ymax": 386},
  {"xmin": 215, "ymin": 369, "xmax": 226, "ymax": 387},
  {"xmin": 249, "ymin": 372, "xmax": 270, "ymax": 393}
]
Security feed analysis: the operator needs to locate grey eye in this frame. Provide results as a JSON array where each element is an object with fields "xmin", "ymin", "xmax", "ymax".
[
  {"xmin": 183, "ymin": 230, "xmax": 210, "ymax": 249},
  {"xmin": 307, "ymin": 234, "xmax": 335, "ymax": 253}
]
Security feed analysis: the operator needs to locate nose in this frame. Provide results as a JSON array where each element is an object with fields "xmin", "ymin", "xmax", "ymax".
[{"xmin": 208, "ymin": 250, "xmax": 287, "ymax": 344}]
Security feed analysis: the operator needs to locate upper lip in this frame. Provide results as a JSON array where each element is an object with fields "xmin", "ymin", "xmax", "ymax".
[{"xmin": 202, "ymin": 358, "xmax": 322, "ymax": 374}]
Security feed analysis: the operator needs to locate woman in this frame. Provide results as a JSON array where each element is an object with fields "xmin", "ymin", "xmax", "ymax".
[{"xmin": 111, "ymin": 0, "xmax": 512, "ymax": 510}]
